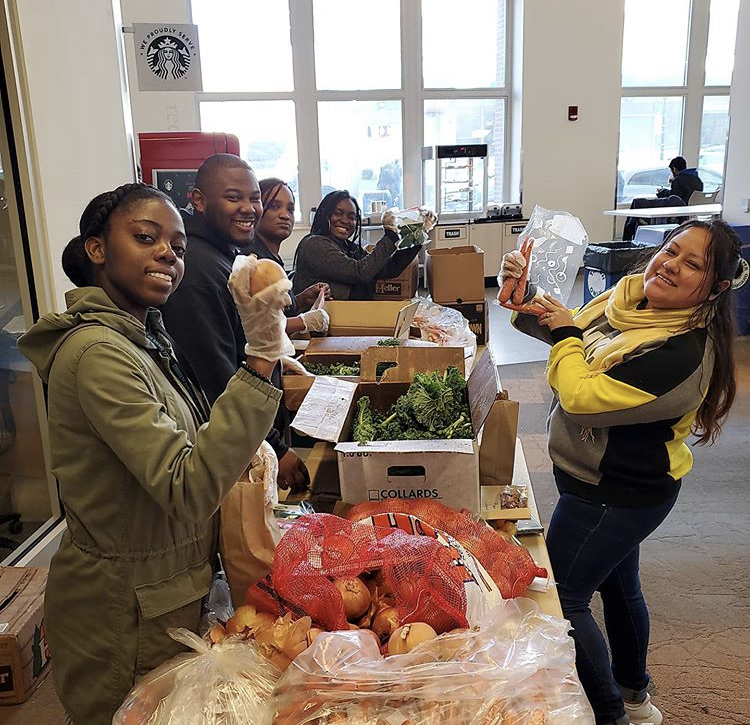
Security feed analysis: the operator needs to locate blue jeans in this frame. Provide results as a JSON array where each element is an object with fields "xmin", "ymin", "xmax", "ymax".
[{"xmin": 547, "ymin": 477, "xmax": 679, "ymax": 724}]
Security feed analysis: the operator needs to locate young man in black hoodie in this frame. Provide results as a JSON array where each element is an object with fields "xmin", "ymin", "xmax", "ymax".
[
  {"xmin": 160, "ymin": 153, "xmax": 309, "ymax": 490},
  {"xmin": 656, "ymin": 156, "xmax": 703, "ymax": 205}
]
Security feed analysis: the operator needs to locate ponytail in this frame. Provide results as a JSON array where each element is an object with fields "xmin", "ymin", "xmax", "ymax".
[{"xmin": 62, "ymin": 235, "xmax": 93, "ymax": 287}]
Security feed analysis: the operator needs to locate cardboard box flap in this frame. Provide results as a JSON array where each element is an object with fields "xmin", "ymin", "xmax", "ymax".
[
  {"xmin": 291, "ymin": 376, "xmax": 358, "ymax": 442},
  {"xmin": 393, "ymin": 301, "xmax": 421, "ymax": 338},
  {"xmin": 325, "ymin": 300, "xmax": 410, "ymax": 329},
  {"xmin": 336, "ymin": 439, "xmax": 475, "ymax": 455},
  {"xmin": 305, "ymin": 336, "xmax": 435, "ymax": 359},
  {"xmin": 426, "ymin": 244, "xmax": 483, "ymax": 258},
  {"xmin": 0, "ymin": 568, "xmax": 33, "ymax": 618},
  {"xmin": 0, "ymin": 568, "xmax": 46, "ymax": 632},
  {"xmin": 359, "ymin": 346, "xmax": 465, "ymax": 382},
  {"xmin": 467, "ymin": 348, "xmax": 503, "ymax": 433}
]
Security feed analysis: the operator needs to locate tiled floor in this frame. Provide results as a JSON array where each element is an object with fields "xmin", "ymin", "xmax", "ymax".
[{"xmin": 5, "ymin": 291, "xmax": 749, "ymax": 725}]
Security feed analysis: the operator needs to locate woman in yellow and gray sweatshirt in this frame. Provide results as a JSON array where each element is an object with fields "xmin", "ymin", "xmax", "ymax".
[{"xmin": 502, "ymin": 220, "xmax": 741, "ymax": 725}]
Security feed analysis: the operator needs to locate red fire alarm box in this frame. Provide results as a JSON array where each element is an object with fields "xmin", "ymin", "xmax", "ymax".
[{"xmin": 138, "ymin": 132, "xmax": 240, "ymax": 208}]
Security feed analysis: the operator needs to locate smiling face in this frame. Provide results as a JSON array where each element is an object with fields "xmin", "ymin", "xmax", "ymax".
[
  {"xmin": 255, "ymin": 184, "xmax": 295, "ymax": 244},
  {"xmin": 192, "ymin": 166, "xmax": 262, "ymax": 245},
  {"xmin": 85, "ymin": 197, "xmax": 186, "ymax": 322},
  {"xmin": 328, "ymin": 198, "xmax": 358, "ymax": 241},
  {"xmin": 643, "ymin": 226, "xmax": 716, "ymax": 309}
]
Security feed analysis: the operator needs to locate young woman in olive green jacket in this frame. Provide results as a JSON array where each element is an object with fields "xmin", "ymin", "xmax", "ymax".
[{"xmin": 19, "ymin": 184, "xmax": 283, "ymax": 725}]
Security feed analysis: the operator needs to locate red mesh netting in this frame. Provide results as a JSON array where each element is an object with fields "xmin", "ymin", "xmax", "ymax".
[
  {"xmin": 247, "ymin": 513, "xmax": 469, "ymax": 633},
  {"xmin": 246, "ymin": 504, "xmax": 547, "ymax": 634},
  {"xmin": 345, "ymin": 500, "xmax": 547, "ymax": 599}
]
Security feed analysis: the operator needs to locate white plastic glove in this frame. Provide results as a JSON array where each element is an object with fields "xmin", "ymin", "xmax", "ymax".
[
  {"xmin": 418, "ymin": 206, "xmax": 438, "ymax": 233},
  {"xmin": 382, "ymin": 208, "xmax": 399, "ymax": 234},
  {"xmin": 299, "ymin": 308, "xmax": 330, "ymax": 334},
  {"xmin": 247, "ymin": 440, "xmax": 279, "ymax": 507},
  {"xmin": 228, "ymin": 254, "xmax": 295, "ymax": 362},
  {"xmin": 497, "ymin": 249, "xmax": 527, "ymax": 285}
]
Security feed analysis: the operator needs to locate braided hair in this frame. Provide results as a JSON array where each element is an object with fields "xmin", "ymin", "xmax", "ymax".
[
  {"xmin": 310, "ymin": 190, "xmax": 362, "ymax": 245},
  {"xmin": 62, "ymin": 183, "xmax": 176, "ymax": 287}
]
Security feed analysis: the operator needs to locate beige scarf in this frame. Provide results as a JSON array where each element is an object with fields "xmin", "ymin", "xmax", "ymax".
[{"xmin": 573, "ymin": 274, "xmax": 705, "ymax": 373}]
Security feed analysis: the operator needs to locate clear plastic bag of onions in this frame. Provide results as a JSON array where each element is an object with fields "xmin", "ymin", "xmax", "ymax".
[
  {"xmin": 267, "ymin": 599, "xmax": 595, "ymax": 725},
  {"xmin": 112, "ymin": 628, "xmax": 279, "ymax": 725}
]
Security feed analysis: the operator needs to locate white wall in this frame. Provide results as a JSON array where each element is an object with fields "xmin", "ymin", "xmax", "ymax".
[
  {"xmin": 723, "ymin": 1, "xmax": 750, "ymax": 227},
  {"xmin": 13, "ymin": 0, "xmax": 136, "ymax": 311},
  {"xmin": 520, "ymin": 0, "xmax": 624, "ymax": 243},
  {"xmin": 120, "ymin": 0, "xmax": 199, "ymax": 138}
]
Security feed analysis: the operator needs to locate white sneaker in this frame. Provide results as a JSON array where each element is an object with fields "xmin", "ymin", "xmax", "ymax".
[{"xmin": 624, "ymin": 693, "xmax": 663, "ymax": 725}]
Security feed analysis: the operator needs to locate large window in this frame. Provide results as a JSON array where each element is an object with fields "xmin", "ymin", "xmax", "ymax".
[
  {"xmin": 617, "ymin": 0, "xmax": 738, "ymax": 204},
  {"xmin": 192, "ymin": 0, "xmax": 512, "ymax": 222}
]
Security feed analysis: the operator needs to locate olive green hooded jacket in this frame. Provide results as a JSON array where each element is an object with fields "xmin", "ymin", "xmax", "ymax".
[{"xmin": 18, "ymin": 287, "xmax": 281, "ymax": 725}]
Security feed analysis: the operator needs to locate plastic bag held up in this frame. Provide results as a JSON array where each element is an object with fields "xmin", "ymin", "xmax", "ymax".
[
  {"xmin": 389, "ymin": 206, "xmax": 438, "ymax": 249},
  {"xmin": 112, "ymin": 628, "xmax": 279, "ymax": 725},
  {"xmin": 498, "ymin": 205, "xmax": 588, "ymax": 307},
  {"xmin": 228, "ymin": 254, "xmax": 295, "ymax": 362}
]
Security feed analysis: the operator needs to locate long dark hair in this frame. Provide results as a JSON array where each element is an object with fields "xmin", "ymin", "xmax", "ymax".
[
  {"xmin": 61, "ymin": 183, "xmax": 175, "ymax": 287},
  {"xmin": 634, "ymin": 219, "xmax": 741, "ymax": 444},
  {"xmin": 310, "ymin": 190, "xmax": 362, "ymax": 244},
  {"xmin": 258, "ymin": 177, "xmax": 295, "ymax": 214}
]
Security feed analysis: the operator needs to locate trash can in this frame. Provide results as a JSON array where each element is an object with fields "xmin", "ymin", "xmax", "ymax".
[
  {"xmin": 582, "ymin": 241, "xmax": 653, "ymax": 304},
  {"xmin": 634, "ymin": 224, "xmax": 678, "ymax": 246},
  {"xmin": 729, "ymin": 225, "xmax": 750, "ymax": 335}
]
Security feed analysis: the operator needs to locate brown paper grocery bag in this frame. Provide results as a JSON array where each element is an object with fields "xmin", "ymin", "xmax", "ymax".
[
  {"xmin": 479, "ymin": 397, "xmax": 520, "ymax": 486},
  {"xmin": 220, "ymin": 477, "xmax": 282, "ymax": 607},
  {"xmin": 220, "ymin": 441, "xmax": 283, "ymax": 607}
]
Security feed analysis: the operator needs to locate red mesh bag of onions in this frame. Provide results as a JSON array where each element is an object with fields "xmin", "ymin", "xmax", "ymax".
[
  {"xmin": 345, "ymin": 499, "xmax": 547, "ymax": 599},
  {"xmin": 246, "ymin": 504, "xmax": 546, "ymax": 636}
]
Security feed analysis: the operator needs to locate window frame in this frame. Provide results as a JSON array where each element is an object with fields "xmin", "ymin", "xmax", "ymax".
[
  {"xmin": 193, "ymin": 0, "xmax": 513, "ymax": 224},
  {"xmin": 617, "ymin": 0, "xmax": 733, "ymax": 205}
]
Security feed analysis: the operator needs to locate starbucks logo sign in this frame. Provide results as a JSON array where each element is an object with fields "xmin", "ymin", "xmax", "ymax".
[
  {"xmin": 134, "ymin": 24, "xmax": 202, "ymax": 91},
  {"xmin": 145, "ymin": 35, "xmax": 191, "ymax": 80}
]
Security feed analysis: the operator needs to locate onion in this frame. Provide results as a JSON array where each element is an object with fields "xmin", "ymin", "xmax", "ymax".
[
  {"xmin": 333, "ymin": 576, "xmax": 371, "ymax": 620},
  {"xmin": 249, "ymin": 257, "xmax": 287, "ymax": 296},
  {"xmin": 208, "ymin": 623, "xmax": 226, "ymax": 644},
  {"xmin": 387, "ymin": 623, "xmax": 438, "ymax": 655},
  {"xmin": 372, "ymin": 606, "xmax": 400, "ymax": 639},
  {"xmin": 306, "ymin": 627, "xmax": 324, "ymax": 647}
]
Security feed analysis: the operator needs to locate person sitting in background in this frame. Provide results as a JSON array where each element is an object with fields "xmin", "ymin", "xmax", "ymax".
[
  {"xmin": 623, "ymin": 157, "xmax": 704, "ymax": 241},
  {"xmin": 292, "ymin": 190, "xmax": 421, "ymax": 301},
  {"xmin": 248, "ymin": 177, "xmax": 331, "ymax": 337},
  {"xmin": 656, "ymin": 156, "xmax": 703, "ymax": 205},
  {"xmin": 160, "ymin": 155, "xmax": 309, "ymax": 492}
]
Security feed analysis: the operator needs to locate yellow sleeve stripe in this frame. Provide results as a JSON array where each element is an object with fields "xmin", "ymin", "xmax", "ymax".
[{"xmin": 547, "ymin": 337, "xmax": 656, "ymax": 415}]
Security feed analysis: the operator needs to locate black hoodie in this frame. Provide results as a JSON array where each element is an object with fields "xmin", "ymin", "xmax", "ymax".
[{"xmin": 160, "ymin": 209, "xmax": 289, "ymax": 458}]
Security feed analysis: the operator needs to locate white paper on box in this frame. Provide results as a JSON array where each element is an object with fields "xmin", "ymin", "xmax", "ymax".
[{"xmin": 291, "ymin": 377, "xmax": 357, "ymax": 441}]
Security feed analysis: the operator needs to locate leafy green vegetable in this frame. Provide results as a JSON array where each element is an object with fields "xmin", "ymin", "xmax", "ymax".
[
  {"xmin": 397, "ymin": 222, "xmax": 426, "ymax": 249},
  {"xmin": 377, "ymin": 337, "xmax": 401, "ymax": 347},
  {"xmin": 302, "ymin": 360, "xmax": 360, "ymax": 376},
  {"xmin": 351, "ymin": 366, "xmax": 473, "ymax": 444}
]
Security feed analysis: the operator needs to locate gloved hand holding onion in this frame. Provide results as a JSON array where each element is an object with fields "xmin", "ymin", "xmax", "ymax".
[{"xmin": 228, "ymin": 254, "xmax": 295, "ymax": 362}]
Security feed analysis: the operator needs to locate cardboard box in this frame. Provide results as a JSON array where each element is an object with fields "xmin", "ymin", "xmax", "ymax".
[
  {"xmin": 292, "ymin": 350, "xmax": 517, "ymax": 513},
  {"xmin": 0, "ymin": 567, "xmax": 50, "ymax": 705},
  {"xmin": 426, "ymin": 246, "xmax": 485, "ymax": 304},
  {"xmin": 325, "ymin": 300, "xmax": 417, "ymax": 336},
  {"xmin": 284, "ymin": 345, "xmax": 465, "ymax": 411},
  {"xmin": 445, "ymin": 301, "xmax": 490, "ymax": 346},
  {"xmin": 374, "ymin": 257, "xmax": 419, "ymax": 301}
]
